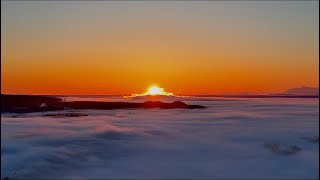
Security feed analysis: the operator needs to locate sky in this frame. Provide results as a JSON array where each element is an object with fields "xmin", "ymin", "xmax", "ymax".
[{"xmin": 1, "ymin": 1, "xmax": 319, "ymax": 95}]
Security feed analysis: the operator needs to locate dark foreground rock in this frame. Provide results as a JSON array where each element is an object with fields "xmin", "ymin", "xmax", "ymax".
[
  {"xmin": 1, "ymin": 94, "xmax": 206, "ymax": 113},
  {"xmin": 264, "ymin": 143, "xmax": 302, "ymax": 155},
  {"xmin": 1, "ymin": 177, "xmax": 11, "ymax": 180},
  {"xmin": 43, "ymin": 112, "xmax": 89, "ymax": 117},
  {"xmin": 302, "ymin": 136, "xmax": 319, "ymax": 143}
]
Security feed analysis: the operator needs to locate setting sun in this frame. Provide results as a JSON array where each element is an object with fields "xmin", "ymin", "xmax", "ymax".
[
  {"xmin": 124, "ymin": 85, "xmax": 174, "ymax": 98},
  {"xmin": 145, "ymin": 85, "xmax": 173, "ymax": 96}
]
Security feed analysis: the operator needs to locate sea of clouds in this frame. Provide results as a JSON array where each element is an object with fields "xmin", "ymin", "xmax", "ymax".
[{"xmin": 1, "ymin": 97, "xmax": 319, "ymax": 179}]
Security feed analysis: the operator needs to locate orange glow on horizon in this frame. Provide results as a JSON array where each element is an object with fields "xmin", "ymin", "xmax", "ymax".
[{"xmin": 1, "ymin": 1, "xmax": 318, "ymax": 95}]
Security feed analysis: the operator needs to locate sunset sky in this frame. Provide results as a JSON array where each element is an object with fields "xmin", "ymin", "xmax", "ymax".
[{"xmin": 1, "ymin": 1, "xmax": 319, "ymax": 95}]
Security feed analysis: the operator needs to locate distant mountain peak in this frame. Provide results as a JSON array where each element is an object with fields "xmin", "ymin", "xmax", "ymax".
[{"xmin": 283, "ymin": 86, "xmax": 319, "ymax": 95}]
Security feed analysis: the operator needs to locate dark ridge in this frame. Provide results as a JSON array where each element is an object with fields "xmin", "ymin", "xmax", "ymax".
[
  {"xmin": 43, "ymin": 113, "xmax": 89, "ymax": 117},
  {"xmin": 1, "ymin": 94, "xmax": 62, "ymax": 113},
  {"xmin": 1, "ymin": 95, "xmax": 206, "ymax": 113},
  {"xmin": 264, "ymin": 143, "xmax": 302, "ymax": 155}
]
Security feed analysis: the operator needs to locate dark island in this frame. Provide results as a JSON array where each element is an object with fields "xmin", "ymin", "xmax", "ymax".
[{"xmin": 1, "ymin": 94, "xmax": 206, "ymax": 113}]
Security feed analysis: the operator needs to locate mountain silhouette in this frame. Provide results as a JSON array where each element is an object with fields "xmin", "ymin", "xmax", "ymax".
[{"xmin": 283, "ymin": 86, "xmax": 319, "ymax": 95}]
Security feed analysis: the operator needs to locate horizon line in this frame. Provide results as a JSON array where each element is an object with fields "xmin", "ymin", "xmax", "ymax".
[{"xmin": 1, "ymin": 93, "xmax": 319, "ymax": 97}]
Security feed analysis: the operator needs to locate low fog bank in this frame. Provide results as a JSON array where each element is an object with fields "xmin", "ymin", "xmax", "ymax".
[{"xmin": 1, "ymin": 98, "xmax": 319, "ymax": 179}]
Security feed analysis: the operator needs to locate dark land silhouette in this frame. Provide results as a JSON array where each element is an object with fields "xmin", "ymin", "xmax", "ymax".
[
  {"xmin": 1, "ymin": 94, "xmax": 205, "ymax": 113},
  {"xmin": 282, "ymin": 86, "xmax": 319, "ymax": 95}
]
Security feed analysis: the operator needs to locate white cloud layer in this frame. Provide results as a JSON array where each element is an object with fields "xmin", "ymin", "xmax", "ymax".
[{"xmin": 1, "ymin": 97, "xmax": 319, "ymax": 179}]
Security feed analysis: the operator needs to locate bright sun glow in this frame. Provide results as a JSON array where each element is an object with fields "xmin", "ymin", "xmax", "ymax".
[
  {"xmin": 124, "ymin": 85, "xmax": 174, "ymax": 98},
  {"xmin": 145, "ymin": 86, "xmax": 168, "ymax": 96}
]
